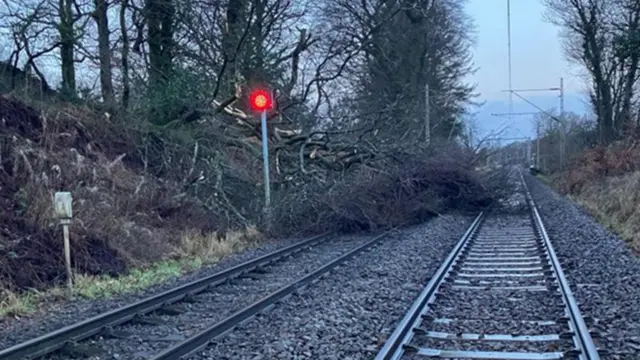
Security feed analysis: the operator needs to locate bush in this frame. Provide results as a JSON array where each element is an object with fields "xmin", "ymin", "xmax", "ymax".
[{"xmin": 562, "ymin": 137, "xmax": 640, "ymax": 193}]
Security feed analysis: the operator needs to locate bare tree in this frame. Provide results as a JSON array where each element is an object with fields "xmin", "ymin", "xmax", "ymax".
[
  {"xmin": 58, "ymin": 0, "xmax": 76, "ymax": 97},
  {"xmin": 119, "ymin": 0, "xmax": 131, "ymax": 108},
  {"xmin": 315, "ymin": 0, "xmax": 477, "ymax": 149},
  {"xmin": 543, "ymin": 0, "xmax": 640, "ymax": 143}
]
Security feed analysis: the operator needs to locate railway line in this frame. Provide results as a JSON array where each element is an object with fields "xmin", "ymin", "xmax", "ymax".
[
  {"xmin": 0, "ymin": 231, "xmax": 392, "ymax": 360},
  {"xmin": 374, "ymin": 172, "xmax": 601, "ymax": 360},
  {"xmin": 0, "ymin": 170, "xmax": 605, "ymax": 360}
]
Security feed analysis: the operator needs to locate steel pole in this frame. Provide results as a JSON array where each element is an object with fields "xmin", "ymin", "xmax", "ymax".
[
  {"xmin": 536, "ymin": 122, "xmax": 541, "ymax": 169},
  {"xmin": 261, "ymin": 110, "xmax": 271, "ymax": 208},
  {"xmin": 425, "ymin": 84, "xmax": 430, "ymax": 145},
  {"xmin": 560, "ymin": 77, "xmax": 565, "ymax": 170},
  {"xmin": 507, "ymin": 0, "xmax": 513, "ymax": 124}
]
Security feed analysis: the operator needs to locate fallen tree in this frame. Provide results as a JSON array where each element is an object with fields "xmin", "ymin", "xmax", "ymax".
[{"xmin": 0, "ymin": 93, "xmax": 505, "ymax": 293}]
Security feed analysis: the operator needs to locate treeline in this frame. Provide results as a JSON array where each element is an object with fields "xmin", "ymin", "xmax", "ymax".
[
  {"xmin": 544, "ymin": 0, "xmax": 640, "ymax": 144},
  {"xmin": 1, "ymin": 0, "xmax": 476, "ymax": 140}
]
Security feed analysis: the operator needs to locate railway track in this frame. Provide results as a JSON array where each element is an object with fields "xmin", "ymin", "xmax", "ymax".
[
  {"xmin": 1, "ymin": 168, "xmax": 606, "ymax": 360},
  {"xmin": 0, "ymin": 230, "xmax": 393, "ymax": 360},
  {"xmin": 375, "ymin": 173, "xmax": 601, "ymax": 360}
]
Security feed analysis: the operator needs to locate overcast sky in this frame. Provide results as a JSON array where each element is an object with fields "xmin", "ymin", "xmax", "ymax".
[{"xmin": 466, "ymin": 0, "xmax": 591, "ymax": 140}]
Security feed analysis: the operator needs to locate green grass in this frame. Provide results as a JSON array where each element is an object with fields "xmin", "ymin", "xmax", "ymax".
[
  {"xmin": 0, "ymin": 258, "xmax": 203, "ymax": 318},
  {"xmin": 73, "ymin": 258, "xmax": 202, "ymax": 298}
]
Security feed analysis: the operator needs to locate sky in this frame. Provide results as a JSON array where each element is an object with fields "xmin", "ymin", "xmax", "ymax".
[{"xmin": 466, "ymin": 0, "xmax": 591, "ymax": 143}]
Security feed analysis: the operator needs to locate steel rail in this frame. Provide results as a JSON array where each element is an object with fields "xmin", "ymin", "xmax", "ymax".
[
  {"xmin": 150, "ymin": 228, "xmax": 397, "ymax": 360},
  {"xmin": 0, "ymin": 232, "xmax": 334, "ymax": 360},
  {"xmin": 374, "ymin": 212, "xmax": 485, "ymax": 360},
  {"xmin": 374, "ymin": 172, "xmax": 600, "ymax": 360},
  {"xmin": 521, "ymin": 172, "xmax": 601, "ymax": 359}
]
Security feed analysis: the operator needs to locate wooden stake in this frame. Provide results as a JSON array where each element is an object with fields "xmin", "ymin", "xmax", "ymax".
[{"xmin": 62, "ymin": 219, "xmax": 73, "ymax": 299}]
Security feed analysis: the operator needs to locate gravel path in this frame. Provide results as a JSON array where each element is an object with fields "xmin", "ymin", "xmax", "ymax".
[
  {"xmin": 524, "ymin": 173, "xmax": 640, "ymax": 360},
  {"xmin": 189, "ymin": 213, "xmax": 473, "ymax": 360},
  {"xmin": 0, "ymin": 234, "xmax": 323, "ymax": 350}
]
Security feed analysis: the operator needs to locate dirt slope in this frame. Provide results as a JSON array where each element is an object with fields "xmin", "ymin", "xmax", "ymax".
[{"xmin": 0, "ymin": 96, "xmax": 216, "ymax": 292}]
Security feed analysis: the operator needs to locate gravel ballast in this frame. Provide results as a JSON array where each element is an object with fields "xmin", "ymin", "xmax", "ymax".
[
  {"xmin": 40, "ymin": 235, "xmax": 376, "ymax": 360},
  {"xmin": 192, "ymin": 214, "xmax": 473, "ymax": 360},
  {"xmin": 524, "ymin": 174, "xmax": 640, "ymax": 360},
  {"xmin": 6, "ymin": 172, "xmax": 633, "ymax": 360},
  {"xmin": 412, "ymin": 212, "xmax": 577, "ymax": 357}
]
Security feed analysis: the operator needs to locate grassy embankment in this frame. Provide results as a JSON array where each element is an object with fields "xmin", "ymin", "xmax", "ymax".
[{"xmin": 538, "ymin": 141, "xmax": 640, "ymax": 253}]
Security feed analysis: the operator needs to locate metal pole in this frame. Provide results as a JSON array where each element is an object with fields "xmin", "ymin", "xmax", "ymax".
[
  {"xmin": 425, "ymin": 84, "xmax": 430, "ymax": 145},
  {"xmin": 559, "ymin": 77, "xmax": 565, "ymax": 169},
  {"xmin": 560, "ymin": 78, "xmax": 564, "ymax": 119},
  {"xmin": 260, "ymin": 110, "xmax": 271, "ymax": 208},
  {"xmin": 507, "ymin": 0, "xmax": 513, "ymax": 124},
  {"xmin": 536, "ymin": 121, "xmax": 540, "ymax": 169}
]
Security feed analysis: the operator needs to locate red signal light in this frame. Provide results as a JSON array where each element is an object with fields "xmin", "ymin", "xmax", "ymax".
[{"xmin": 249, "ymin": 89, "xmax": 272, "ymax": 111}]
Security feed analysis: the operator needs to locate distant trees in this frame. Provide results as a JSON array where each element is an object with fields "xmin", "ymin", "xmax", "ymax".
[
  {"xmin": 319, "ymin": 0, "xmax": 478, "ymax": 148},
  {"xmin": 0, "ymin": 0, "xmax": 477, "ymax": 147},
  {"xmin": 543, "ymin": 0, "xmax": 640, "ymax": 144}
]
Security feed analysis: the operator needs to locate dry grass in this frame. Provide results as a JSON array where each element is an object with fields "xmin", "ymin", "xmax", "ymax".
[
  {"xmin": 177, "ymin": 226, "xmax": 263, "ymax": 262},
  {"xmin": 0, "ymin": 95, "xmax": 222, "ymax": 293},
  {"xmin": 566, "ymin": 171, "xmax": 640, "ymax": 252},
  {"xmin": 553, "ymin": 138, "xmax": 640, "ymax": 253}
]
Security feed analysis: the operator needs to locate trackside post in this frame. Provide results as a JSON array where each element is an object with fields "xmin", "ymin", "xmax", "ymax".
[{"xmin": 53, "ymin": 191, "xmax": 73, "ymax": 299}]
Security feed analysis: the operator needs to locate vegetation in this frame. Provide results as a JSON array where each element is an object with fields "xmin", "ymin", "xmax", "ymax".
[
  {"xmin": 509, "ymin": 0, "xmax": 640, "ymax": 252},
  {"xmin": 0, "ymin": 0, "xmax": 506, "ymax": 316}
]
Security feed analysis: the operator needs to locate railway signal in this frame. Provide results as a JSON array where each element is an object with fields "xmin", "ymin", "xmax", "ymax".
[
  {"xmin": 248, "ymin": 88, "xmax": 274, "ymax": 227},
  {"xmin": 249, "ymin": 89, "xmax": 273, "ymax": 112}
]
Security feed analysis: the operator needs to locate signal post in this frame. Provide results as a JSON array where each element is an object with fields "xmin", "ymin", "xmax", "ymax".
[{"xmin": 248, "ymin": 87, "xmax": 274, "ymax": 231}]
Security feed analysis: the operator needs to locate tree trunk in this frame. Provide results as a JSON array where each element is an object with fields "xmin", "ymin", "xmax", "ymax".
[
  {"xmin": 147, "ymin": 0, "xmax": 174, "ymax": 88},
  {"xmin": 245, "ymin": 0, "xmax": 265, "ymax": 84},
  {"xmin": 146, "ymin": 0, "xmax": 174, "ymax": 123},
  {"xmin": 223, "ymin": 0, "xmax": 248, "ymax": 95},
  {"xmin": 58, "ymin": 0, "xmax": 76, "ymax": 99},
  {"xmin": 93, "ymin": 0, "xmax": 114, "ymax": 105},
  {"xmin": 120, "ymin": 0, "xmax": 130, "ymax": 109}
]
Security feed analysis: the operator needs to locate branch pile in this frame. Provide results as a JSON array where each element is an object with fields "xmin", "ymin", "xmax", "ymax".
[{"xmin": 205, "ymin": 93, "xmax": 379, "ymax": 184}]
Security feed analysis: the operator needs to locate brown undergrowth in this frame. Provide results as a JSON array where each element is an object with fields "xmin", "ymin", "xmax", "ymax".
[
  {"xmin": 0, "ymin": 95, "xmax": 256, "ymax": 296},
  {"xmin": 554, "ymin": 137, "xmax": 640, "ymax": 252}
]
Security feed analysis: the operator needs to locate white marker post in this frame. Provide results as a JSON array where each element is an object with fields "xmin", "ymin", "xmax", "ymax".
[{"xmin": 53, "ymin": 192, "xmax": 73, "ymax": 299}]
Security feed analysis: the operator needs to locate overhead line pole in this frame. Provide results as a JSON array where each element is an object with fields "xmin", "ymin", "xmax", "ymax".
[
  {"xmin": 560, "ymin": 77, "xmax": 565, "ymax": 168},
  {"xmin": 425, "ymin": 84, "xmax": 430, "ymax": 145},
  {"xmin": 507, "ymin": 0, "xmax": 513, "ymax": 125},
  {"xmin": 497, "ymin": 79, "xmax": 565, "ymax": 170}
]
